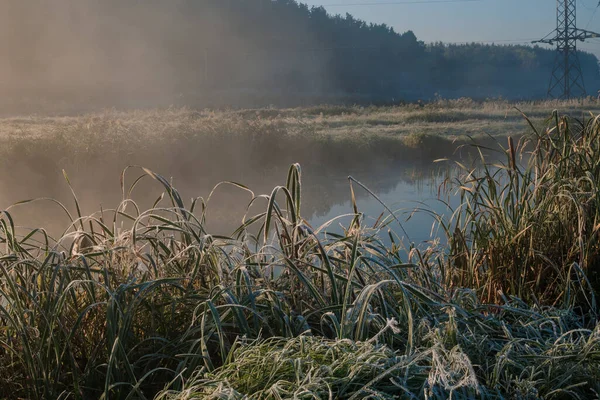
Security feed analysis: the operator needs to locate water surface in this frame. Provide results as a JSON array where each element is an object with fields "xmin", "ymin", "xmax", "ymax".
[{"xmin": 1, "ymin": 158, "xmax": 460, "ymax": 248}]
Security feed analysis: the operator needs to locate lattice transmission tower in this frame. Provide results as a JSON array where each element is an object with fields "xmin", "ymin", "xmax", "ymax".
[{"xmin": 533, "ymin": 0, "xmax": 600, "ymax": 99}]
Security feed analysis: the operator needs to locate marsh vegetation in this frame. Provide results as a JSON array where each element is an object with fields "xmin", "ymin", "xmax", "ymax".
[{"xmin": 1, "ymin": 101, "xmax": 600, "ymax": 398}]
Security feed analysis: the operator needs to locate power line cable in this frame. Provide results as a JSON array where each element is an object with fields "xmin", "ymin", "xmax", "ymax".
[
  {"xmin": 580, "ymin": 0, "xmax": 596, "ymax": 11},
  {"xmin": 320, "ymin": 0, "xmax": 482, "ymax": 6},
  {"xmin": 447, "ymin": 39, "xmax": 538, "ymax": 44},
  {"xmin": 584, "ymin": 0, "xmax": 600, "ymax": 29}
]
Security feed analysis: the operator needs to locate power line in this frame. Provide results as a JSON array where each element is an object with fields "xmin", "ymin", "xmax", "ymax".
[
  {"xmin": 534, "ymin": 0, "xmax": 600, "ymax": 99},
  {"xmin": 448, "ymin": 38, "xmax": 539, "ymax": 44},
  {"xmin": 579, "ymin": 0, "xmax": 597, "ymax": 11},
  {"xmin": 320, "ymin": 0, "xmax": 482, "ymax": 6},
  {"xmin": 583, "ymin": 0, "xmax": 600, "ymax": 29}
]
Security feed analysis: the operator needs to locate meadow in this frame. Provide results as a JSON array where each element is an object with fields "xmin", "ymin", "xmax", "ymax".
[{"xmin": 1, "ymin": 98, "xmax": 600, "ymax": 399}]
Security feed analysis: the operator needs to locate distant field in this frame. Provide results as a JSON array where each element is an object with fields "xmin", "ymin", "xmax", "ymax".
[
  {"xmin": 4, "ymin": 97, "xmax": 600, "ymax": 142},
  {"xmin": 3, "ymin": 97, "xmax": 599, "ymax": 176}
]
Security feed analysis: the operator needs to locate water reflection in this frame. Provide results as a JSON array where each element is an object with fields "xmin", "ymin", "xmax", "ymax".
[{"xmin": 0, "ymin": 155, "xmax": 459, "ymax": 246}]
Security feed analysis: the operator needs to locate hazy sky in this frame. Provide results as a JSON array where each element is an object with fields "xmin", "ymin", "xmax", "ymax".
[{"xmin": 300, "ymin": 0, "xmax": 600, "ymax": 58}]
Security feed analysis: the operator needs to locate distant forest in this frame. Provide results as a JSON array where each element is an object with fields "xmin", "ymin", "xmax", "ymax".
[{"xmin": 3, "ymin": 0, "xmax": 600, "ymax": 110}]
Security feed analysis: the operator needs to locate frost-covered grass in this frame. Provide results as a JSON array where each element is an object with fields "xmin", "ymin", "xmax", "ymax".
[{"xmin": 1, "ymin": 107, "xmax": 600, "ymax": 399}]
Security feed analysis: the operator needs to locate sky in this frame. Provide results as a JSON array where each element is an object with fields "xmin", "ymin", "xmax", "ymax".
[{"xmin": 299, "ymin": 0, "xmax": 600, "ymax": 58}]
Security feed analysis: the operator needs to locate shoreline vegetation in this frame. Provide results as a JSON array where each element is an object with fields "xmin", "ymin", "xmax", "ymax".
[
  {"xmin": 1, "ymin": 102, "xmax": 600, "ymax": 398},
  {"xmin": 2, "ymin": 98, "xmax": 600, "ymax": 190}
]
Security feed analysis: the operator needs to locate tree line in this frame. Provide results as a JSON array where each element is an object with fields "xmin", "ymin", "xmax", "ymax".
[{"xmin": 2, "ymin": 0, "xmax": 599, "ymax": 111}]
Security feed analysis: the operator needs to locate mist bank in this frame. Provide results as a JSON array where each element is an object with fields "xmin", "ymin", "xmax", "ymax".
[{"xmin": 2, "ymin": 0, "xmax": 599, "ymax": 113}]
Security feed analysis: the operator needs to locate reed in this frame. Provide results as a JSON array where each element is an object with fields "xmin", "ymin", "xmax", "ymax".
[
  {"xmin": 0, "ymin": 110, "xmax": 599, "ymax": 399},
  {"xmin": 439, "ymin": 111, "xmax": 600, "ymax": 309}
]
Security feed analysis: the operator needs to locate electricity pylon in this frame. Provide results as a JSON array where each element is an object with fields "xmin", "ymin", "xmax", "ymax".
[{"xmin": 533, "ymin": 0, "xmax": 600, "ymax": 99}]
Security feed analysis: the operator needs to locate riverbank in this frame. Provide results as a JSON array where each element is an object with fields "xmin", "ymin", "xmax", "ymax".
[{"xmin": 1, "ymin": 109, "xmax": 599, "ymax": 398}]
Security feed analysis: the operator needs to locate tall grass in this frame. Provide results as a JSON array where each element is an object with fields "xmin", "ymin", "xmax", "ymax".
[
  {"xmin": 0, "ymin": 163, "xmax": 425, "ymax": 398},
  {"xmin": 0, "ymin": 111, "xmax": 599, "ymax": 399},
  {"xmin": 440, "ymin": 111, "xmax": 600, "ymax": 309}
]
